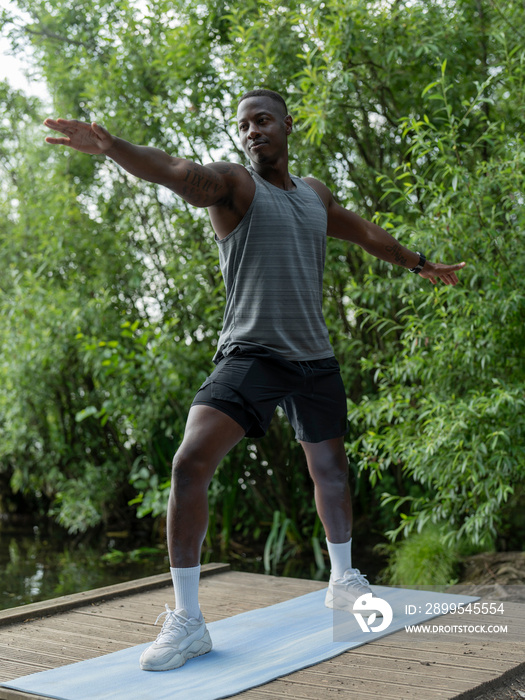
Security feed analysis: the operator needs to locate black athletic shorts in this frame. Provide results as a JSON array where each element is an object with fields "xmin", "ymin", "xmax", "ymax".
[{"xmin": 191, "ymin": 348, "xmax": 348, "ymax": 442}]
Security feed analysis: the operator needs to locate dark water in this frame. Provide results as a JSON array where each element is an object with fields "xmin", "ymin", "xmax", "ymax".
[{"xmin": 0, "ymin": 520, "xmax": 170, "ymax": 611}]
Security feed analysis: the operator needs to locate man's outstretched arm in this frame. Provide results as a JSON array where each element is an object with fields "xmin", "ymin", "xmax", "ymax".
[
  {"xmin": 44, "ymin": 118, "xmax": 238, "ymax": 208},
  {"xmin": 305, "ymin": 177, "xmax": 465, "ymax": 285}
]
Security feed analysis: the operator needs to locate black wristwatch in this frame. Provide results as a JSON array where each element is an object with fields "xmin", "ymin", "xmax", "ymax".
[{"xmin": 409, "ymin": 252, "xmax": 426, "ymax": 274}]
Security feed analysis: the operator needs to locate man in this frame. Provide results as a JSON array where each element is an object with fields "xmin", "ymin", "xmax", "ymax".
[{"xmin": 44, "ymin": 89, "xmax": 465, "ymax": 672}]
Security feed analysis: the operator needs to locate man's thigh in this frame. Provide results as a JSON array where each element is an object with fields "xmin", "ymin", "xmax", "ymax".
[{"xmin": 180, "ymin": 404, "xmax": 247, "ymax": 460}]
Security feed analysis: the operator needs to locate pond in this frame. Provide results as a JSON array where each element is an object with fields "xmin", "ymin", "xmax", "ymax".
[{"xmin": 0, "ymin": 519, "xmax": 170, "ymax": 611}]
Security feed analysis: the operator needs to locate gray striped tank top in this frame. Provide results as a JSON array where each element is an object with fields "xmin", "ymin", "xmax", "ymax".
[{"xmin": 215, "ymin": 166, "xmax": 333, "ymax": 361}]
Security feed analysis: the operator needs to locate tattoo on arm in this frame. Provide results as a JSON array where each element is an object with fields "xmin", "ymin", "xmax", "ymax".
[
  {"xmin": 168, "ymin": 161, "xmax": 240, "ymax": 207},
  {"xmin": 385, "ymin": 243, "xmax": 408, "ymax": 267},
  {"xmin": 180, "ymin": 165, "xmax": 222, "ymax": 202}
]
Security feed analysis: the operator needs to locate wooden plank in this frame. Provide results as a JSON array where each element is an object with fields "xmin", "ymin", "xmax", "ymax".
[
  {"xmin": 307, "ymin": 658, "xmax": 495, "ymax": 687},
  {"xmin": 20, "ymin": 610, "xmax": 153, "ymax": 635},
  {"xmin": 236, "ymin": 687, "xmax": 403, "ymax": 700},
  {"xmin": 0, "ymin": 631, "xmax": 128, "ymax": 656},
  {"xmin": 308, "ymin": 653, "xmax": 498, "ymax": 683},
  {"xmin": 56, "ymin": 610, "xmax": 154, "ymax": 632},
  {"xmin": 373, "ymin": 635, "xmax": 525, "ymax": 659},
  {"xmin": 0, "ymin": 686, "xmax": 52, "ymax": 700},
  {"xmin": 237, "ymin": 683, "xmax": 403, "ymax": 700},
  {"xmin": 0, "ymin": 637, "xmax": 94, "ymax": 663},
  {"xmin": 0, "ymin": 645, "xmax": 96, "ymax": 668},
  {"xmin": 333, "ymin": 646, "xmax": 515, "ymax": 674},
  {"xmin": 242, "ymin": 676, "xmax": 452, "ymax": 699},
  {"xmin": 0, "ymin": 660, "xmax": 49, "ymax": 677},
  {"xmin": 284, "ymin": 667, "xmax": 478, "ymax": 692},
  {"xmin": 14, "ymin": 617, "xmax": 149, "ymax": 646}
]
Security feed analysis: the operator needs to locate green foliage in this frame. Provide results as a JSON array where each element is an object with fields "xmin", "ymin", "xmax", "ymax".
[
  {"xmin": 348, "ymin": 48, "xmax": 525, "ymax": 543},
  {"xmin": 101, "ymin": 546, "xmax": 164, "ymax": 564},
  {"xmin": 377, "ymin": 523, "xmax": 493, "ymax": 587},
  {"xmin": 1, "ymin": 0, "xmax": 524, "ymax": 567},
  {"xmin": 377, "ymin": 525, "xmax": 464, "ymax": 587}
]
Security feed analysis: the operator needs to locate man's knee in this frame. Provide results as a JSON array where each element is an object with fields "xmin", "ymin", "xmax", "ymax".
[
  {"xmin": 314, "ymin": 459, "xmax": 349, "ymax": 488},
  {"xmin": 171, "ymin": 444, "xmax": 213, "ymax": 489},
  {"xmin": 304, "ymin": 442, "xmax": 349, "ymax": 487}
]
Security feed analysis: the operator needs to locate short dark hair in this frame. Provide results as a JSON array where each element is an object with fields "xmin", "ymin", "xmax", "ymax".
[{"xmin": 238, "ymin": 89, "xmax": 288, "ymax": 116}]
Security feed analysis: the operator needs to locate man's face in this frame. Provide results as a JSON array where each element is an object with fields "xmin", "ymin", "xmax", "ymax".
[{"xmin": 236, "ymin": 96, "xmax": 292, "ymax": 165}]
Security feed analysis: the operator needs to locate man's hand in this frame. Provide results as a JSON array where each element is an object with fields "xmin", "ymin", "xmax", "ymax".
[
  {"xmin": 419, "ymin": 261, "xmax": 466, "ymax": 286},
  {"xmin": 44, "ymin": 119, "xmax": 114, "ymax": 155}
]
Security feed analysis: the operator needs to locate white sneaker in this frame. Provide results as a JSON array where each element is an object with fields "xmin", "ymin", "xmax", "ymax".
[
  {"xmin": 325, "ymin": 568, "xmax": 382, "ymax": 616},
  {"xmin": 139, "ymin": 605, "xmax": 212, "ymax": 671}
]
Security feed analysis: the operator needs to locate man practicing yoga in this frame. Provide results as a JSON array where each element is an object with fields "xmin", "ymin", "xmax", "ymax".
[{"xmin": 45, "ymin": 89, "xmax": 465, "ymax": 672}]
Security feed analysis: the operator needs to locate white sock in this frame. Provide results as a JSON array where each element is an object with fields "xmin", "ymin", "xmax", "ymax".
[
  {"xmin": 170, "ymin": 565, "xmax": 201, "ymax": 618},
  {"xmin": 326, "ymin": 538, "xmax": 352, "ymax": 580}
]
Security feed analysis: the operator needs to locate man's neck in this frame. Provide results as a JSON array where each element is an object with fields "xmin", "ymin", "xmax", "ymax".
[{"xmin": 251, "ymin": 160, "xmax": 295, "ymax": 191}]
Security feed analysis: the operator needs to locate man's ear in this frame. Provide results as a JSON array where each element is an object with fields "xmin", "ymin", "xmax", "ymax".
[{"xmin": 285, "ymin": 114, "xmax": 293, "ymax": 135}]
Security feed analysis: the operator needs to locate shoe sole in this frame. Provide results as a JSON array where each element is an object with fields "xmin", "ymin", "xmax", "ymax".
[{"xmin": 140, "ymin": 630, "xmax": 212, "ymax": 671}]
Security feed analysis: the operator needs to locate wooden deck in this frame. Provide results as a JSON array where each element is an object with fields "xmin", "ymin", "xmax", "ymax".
[{"xmin": 1, "ymin": 563, "xmax": 524, "ymax": 700}]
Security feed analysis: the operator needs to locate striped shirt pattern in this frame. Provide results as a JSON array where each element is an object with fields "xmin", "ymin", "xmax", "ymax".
[{"xmin": 215, "ymin": 167, "xmax": 334, "ymax": 361}]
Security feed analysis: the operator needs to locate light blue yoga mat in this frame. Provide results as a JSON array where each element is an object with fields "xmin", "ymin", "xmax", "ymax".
[{"xmin": 2, "ymin": 586, "xmax": 478, "ymax": 700}]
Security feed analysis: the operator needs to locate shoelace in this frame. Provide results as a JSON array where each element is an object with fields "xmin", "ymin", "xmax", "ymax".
[
  {"xmin": 341, "ymin": 568, "xmax": 370, "ymax": 588},
  {"xmin": 154, "ymin": 605, "xmax": 191, "ymax": 642}
]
